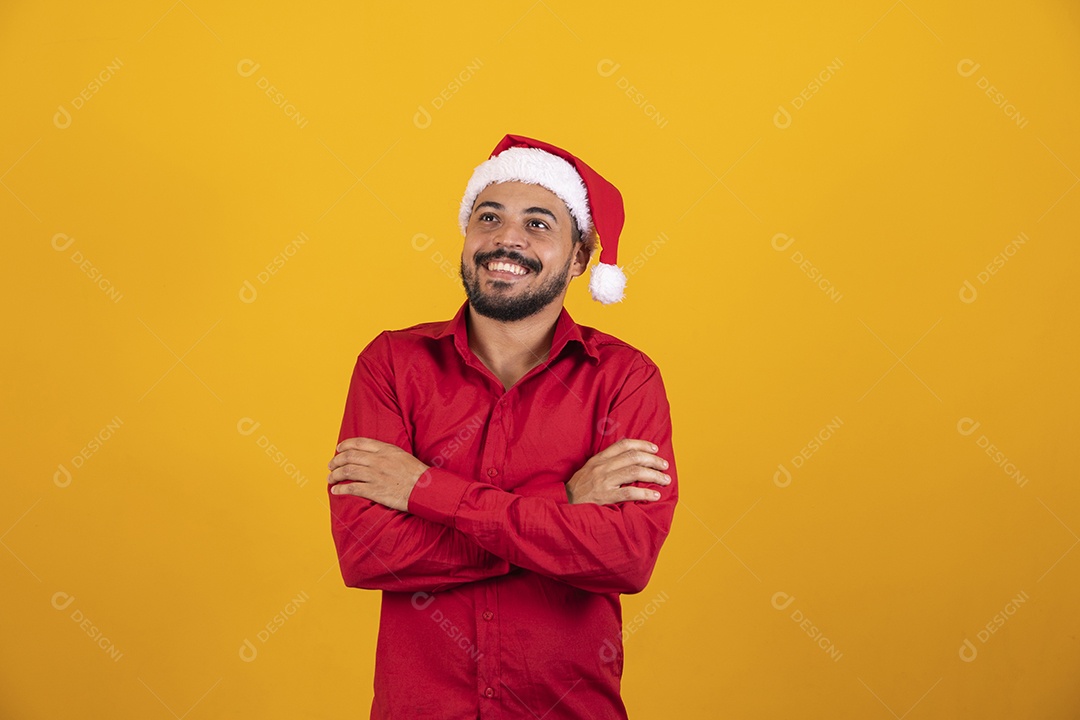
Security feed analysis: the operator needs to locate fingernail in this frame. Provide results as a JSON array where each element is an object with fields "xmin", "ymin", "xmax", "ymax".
[
  {"xmin": 662, "ymin": 459, "xmax": 669, "ymax": 469},
  {"xmin": 651, "ymin": 444, "xmax": 658, "ymax": 452},
  {"xmin": 652, "ymin": 491, "xmax": 661, "ymax": 500}
]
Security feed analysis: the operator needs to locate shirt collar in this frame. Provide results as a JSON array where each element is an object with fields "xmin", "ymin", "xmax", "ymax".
[{"xmin": 443, "ymin": 301, "xmax": 600, "ymax": 365}]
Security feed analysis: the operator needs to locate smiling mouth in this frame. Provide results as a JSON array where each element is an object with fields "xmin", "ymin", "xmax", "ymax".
[{"xmin": 484, "ymin": 260, "xmax": 531, "ymax": 277}]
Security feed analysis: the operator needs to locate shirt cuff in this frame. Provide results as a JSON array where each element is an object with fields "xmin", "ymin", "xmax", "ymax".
[
  {"xmin": 407, "ymin": 467, "xmax": 472, "ymax": 527},
  {"xmin": 531, "ymin": 481, "xmax": 570, "ymax": 504}
]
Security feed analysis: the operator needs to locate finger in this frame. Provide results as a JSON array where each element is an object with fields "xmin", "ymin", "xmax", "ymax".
[
  {"xmin": 594, "ymin": 438, "xmax": 659, "ymax": 461},
  {"xmin": 613, "ymin": 467, "xmax": 671, "ymax": 488},
  {"xmin": 335, "ymin": 437, "xmax": 384, "ymax": 454},
  {"xmin": 618, "ymin": 449, "xmax": 669, "ymax": 472},
  {"xmin": 597, "ymin": 448, "xmax": 668, "ymax": 475},
  {"xmin": 620, "ymin": 485, "xmax": 663, "ymax": 503},
  {"xmin": 328, "ymin": 464, "xmax": 367, "ymax": 485},
  {"xmin": 329, "ymin": 480, "xmax": 366, "ymax": 498},
  {"xmin": 328, "ymin": 450, "xmax": 373, "ymax": 470},
  {"xmin": 587, "ymin": 485, "xmax": 662, "ymax": 505}
]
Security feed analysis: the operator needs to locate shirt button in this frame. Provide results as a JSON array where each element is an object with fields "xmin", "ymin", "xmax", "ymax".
[
  {"xmin": 487, "ymin": 467, "xmax": 498, "ymax": 477},
  {"xmin": 484, "ymin": 687, "xmax": 495, "ymax": 698},
  {"xmin": 483, "ymin": 610, "xmax": 493, "ymax": 621}
]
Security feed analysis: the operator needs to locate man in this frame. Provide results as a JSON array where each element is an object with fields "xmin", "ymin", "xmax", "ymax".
[{"xmin": 327, "ymin": 134, "xmax": 678, "ymax": 719}]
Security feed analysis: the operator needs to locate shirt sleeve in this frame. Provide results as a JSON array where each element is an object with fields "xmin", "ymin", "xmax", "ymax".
[
  {"xmin": 328, "ymin": 333, "xmax": 512, "ymax": 593},
  {"xmin": 406, "ymin": 355, "xmax": 678, "ymax": 595}
]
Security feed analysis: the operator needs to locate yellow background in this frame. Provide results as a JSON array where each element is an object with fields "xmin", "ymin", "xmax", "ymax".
[{"xmin": 3, "ymin": 1, "xmax": 1078, "ymax": 717}]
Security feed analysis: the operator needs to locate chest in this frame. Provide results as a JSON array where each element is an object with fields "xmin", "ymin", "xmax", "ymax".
[{"xmin": 399, "ymin": 364, "xmax": 610, "ymax": 491}]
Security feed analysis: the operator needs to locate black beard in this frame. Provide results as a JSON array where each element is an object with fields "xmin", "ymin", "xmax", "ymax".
[{"xmin": 460, "ymin": 249, "xmax": 573, "ymax": 322}]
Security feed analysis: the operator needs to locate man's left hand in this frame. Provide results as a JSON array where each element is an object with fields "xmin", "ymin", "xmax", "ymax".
[{"xmin": 327, "ymin": 437, "xmax": 429, "ymax": 512}]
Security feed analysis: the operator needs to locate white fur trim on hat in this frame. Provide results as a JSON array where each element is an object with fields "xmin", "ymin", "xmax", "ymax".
[
  {"xmin": 458, "ymin": 147, "xmax": 592, "ymax": 237},
  {"xmin": 589, "ymin": 262, "xmax": 627, "ymax": 304}
]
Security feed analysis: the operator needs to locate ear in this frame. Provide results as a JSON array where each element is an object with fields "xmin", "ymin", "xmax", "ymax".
[{"xmin": 569, "ymin": 238, "xmax": 592, "ymax": 279}]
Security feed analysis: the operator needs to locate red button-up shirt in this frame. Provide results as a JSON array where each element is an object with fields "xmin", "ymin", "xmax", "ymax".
[{"xmin": 329, "ymin": 301, "xmax": 678, "ymax": 719}]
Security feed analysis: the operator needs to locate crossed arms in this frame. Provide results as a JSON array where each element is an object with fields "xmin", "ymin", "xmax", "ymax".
[{"xmin": 327, "ymin": 344, "xmax": 678, "ymax": 596}]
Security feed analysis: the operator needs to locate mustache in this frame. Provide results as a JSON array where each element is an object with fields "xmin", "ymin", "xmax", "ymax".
[{"xmin": 473, "ymin": 249, "xmax": 541, "ymax": 274}]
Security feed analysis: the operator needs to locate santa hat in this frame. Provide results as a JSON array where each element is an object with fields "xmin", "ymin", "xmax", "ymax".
[{"xmin": 458, "ymin": 134, "xmax": 628, "ymax": 304}]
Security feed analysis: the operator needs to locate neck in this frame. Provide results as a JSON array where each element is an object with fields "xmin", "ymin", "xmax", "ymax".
[{"xmin": 466, "ymin": 301, "xmax": 564, "ymax": 390}]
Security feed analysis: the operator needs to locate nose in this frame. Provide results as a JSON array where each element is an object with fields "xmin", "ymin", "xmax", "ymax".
[{"xmin": 493, "ymin": 219, "xmax": 528, "ymax": 250}]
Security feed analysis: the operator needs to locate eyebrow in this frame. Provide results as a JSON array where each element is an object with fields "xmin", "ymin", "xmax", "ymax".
[
  {"xmin": 523, "ymin": 206, "xmax": 558, "ymax": 222},
  {"xmin": 474, "ymin": 201, "xmax": 559, "ymax": 223}
]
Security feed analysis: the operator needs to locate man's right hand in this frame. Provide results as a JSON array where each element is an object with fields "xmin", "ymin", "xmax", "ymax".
[{"xmin": 566, "ymin": 438, "xmax": 671, "ymax": 505}]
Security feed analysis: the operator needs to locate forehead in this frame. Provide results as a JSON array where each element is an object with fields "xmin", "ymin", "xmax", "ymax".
[{"xmin": 474, "ymin": 181, "xmax": 571, "ymax": 219}]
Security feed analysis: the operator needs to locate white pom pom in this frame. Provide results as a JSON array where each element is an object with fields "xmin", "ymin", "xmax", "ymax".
[{"xmin": 589, "ymin": 263, "xmax": 627, "ymax": 304}]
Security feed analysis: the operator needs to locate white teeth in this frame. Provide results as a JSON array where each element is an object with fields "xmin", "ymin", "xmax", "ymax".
[{"xmin": 487, "ymin": 261, "xmax": 528, "ymax": 276}]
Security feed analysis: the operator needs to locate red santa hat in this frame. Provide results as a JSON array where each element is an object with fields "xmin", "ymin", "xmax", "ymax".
[{"xmin": 458, "ymin": 134, "xmax": 628, "ymax": 304}]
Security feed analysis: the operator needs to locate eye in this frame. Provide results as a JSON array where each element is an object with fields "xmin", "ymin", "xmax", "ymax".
[
  {"xmin": 477, "ymin": 212, "xmax": 498, "ymax": 223},
  {"xmin": 527, "ymin": 218, "xmax": 549, "ymax": 230}
]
